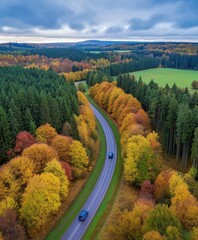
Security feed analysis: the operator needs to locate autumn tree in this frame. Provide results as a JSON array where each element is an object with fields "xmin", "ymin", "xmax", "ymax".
[
  {"xmin": 154, "ymin": 169, "xmax": 174, "ymax": 203},
  {"xmin": 8, "ymin": 156, "xmax": 35, "ymax": 188},
  {"xmin": 143, "ymin": 231, "xmax": 164, "ymax": 240},
  {"xmin": 117, "ymin": 96, "xmax": 142, "ymax": 125},
  {"xmin": 143, "ymin": 204, "xmax": 182, "ymax": 236},
  {"xmin": 173, "ymin": 194, "xmax": 198, "ymax": 230},
  {"xmin": 165, "ymin": 226, "xmax": 182, "ymax": 240},
  {"xmin": 51, "ymin": 135, "xmax": 73, "ymax": 162},
  {"xmin": 192, "ymin": 227, "xmax": 198, "ymax": 240},
  {"xmin": 75, "ymin": 91, "xmax": 97, "ymax": 152},
  {"xmin": 0, "ymin": 209, "xmax": 26, "ymax": 240},
  {"xmin": 183, "ymin": 173, "xmax": 198, "ymax": 198},
  {"xmin": 23, "ymin": 143, "xmax": 58, "ymax": 173},
  {"xmin": 14, "ymin": 131, "xmax": 36, "ymax": 154},
  {"xmin": 44, "ymin": 159, "xmax": 69, "ymax": 200},
  {"xmin": 20, "ymin": 173, "xmax": 61, "ymax": 236},
  {"xmin": 139, "ymin": 180, "xmax": 155, "ymax": 202},
  {"xmin": 134, "ymin": 109, "xmax": 150, "ymax": 131},
  {"xmin": 69, "ymin": 140, "xmax": 89, "ymax": 178},
  {"xmin": 0, "ymin": 166, "xmax": 20, "ymax": 213},
  {"xmin": 60, "ymin": 161, "xmax": 73, "ymax": 181},
  {"xmin": 36, "ymin": 123, "xmax": 58, "ymax": 144},
  {"xmin": 124, "ymin": 135, "xmax": 160, "ymax": 185},
  {"xmin": 108, "ymin": 199, "xmax": 154, "ymax": 240},
  {"xmin": 0, "ymin": 197, "xmax": 17, "ymax": 216},
  {"xmin": 120, "ymin": 113, "xmax": 136, "ymax": 134}
]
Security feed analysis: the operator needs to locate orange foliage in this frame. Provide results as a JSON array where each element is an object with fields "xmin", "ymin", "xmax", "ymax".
[
  {"xmin": 51, "ymin": 135, "xmax": 73, "ymax": 162},
  {"xmin": 23, "ymin": 143, "xmax": 58, "ymax": 173},
  {"xmin": 111, "ymin": 94, "xmax": 130, "ymax": 120},
  {"xmin": 147, "ymin": 132, "xmax": 162, "ymax": 154},
  {"xmin": 154, "ymin": 169, "xmax": 174, "ymax": 202},
  {"xmin": 107, "ymin": 88, "xmax": 124, "ymax": 113},
  {"xmin": 120, "ymin": 113, "xmax": 136, "ymax": 134},
  {"xmin": 0, "ymin": 54, "xmax": 90, "ymax": 73},
  {"xmin": 135, "ymin": 109, "xmax": 150, "ymax": 132},
  {"xmin": 172, "ymin": 194, "xmax": 198, "ymax": 230},
  {"xmin": 117, "ymin": 96, "xmax": 142, "ymax": 124}
]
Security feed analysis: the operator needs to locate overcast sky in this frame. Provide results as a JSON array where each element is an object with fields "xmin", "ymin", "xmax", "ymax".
[{"xmin": 1, "ymin": 0, "xmax": 198, "ymax": 43}]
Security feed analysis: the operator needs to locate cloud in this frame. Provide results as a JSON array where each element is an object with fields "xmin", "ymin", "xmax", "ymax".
[
  {"xmin": 105, "ymin": 26, "xmax": 123, "ymax": 34},
  {"xmin": 0, "ymin": 0, "xmax": 73, "ymax": 29},
  {"xmin": 129, "ymin": 14, "xmax": 166, "ymax": 31},
  {"xmin": 0, "ymin": 0, "xmax": 198, "ymax": 42},
  {"xmin": 69, "ymin": 22, "xmax": 85, "ymax": 31}
]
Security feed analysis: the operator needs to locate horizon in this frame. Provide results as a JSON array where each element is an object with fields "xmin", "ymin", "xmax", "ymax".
[
  {"xmin": 1, "ymin": 38, "xmax": 198, "ymax": 44},
  {"xmin": 1, "ymin": 0, "xmax": 198, "ymax": 43}
]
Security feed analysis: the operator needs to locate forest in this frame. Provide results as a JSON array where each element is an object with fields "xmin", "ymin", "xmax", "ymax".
[
  {"xmin": 0, "ymin": 41, "xmax": 198, "ymax": 240},
  {"xmin": 116, "ymin": 74, "xmax": 198, "ymax": 169},
  {"xmin": 87, "ymin": 71, "xmax": 198, "ymax": 169},
  {"xmin": 90, "ymin": 81, "xmax": 198, "ymax": 240},
  {"xmin": 0, "ymin": 74, "xmax": 97, "ymax": 239},
  {"xmin": 0, "ymin": 66, "xmax": 79, "ymax": 163}
]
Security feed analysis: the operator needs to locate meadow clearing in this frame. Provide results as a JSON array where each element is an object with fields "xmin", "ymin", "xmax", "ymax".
[{"xmin": 131, "ymin": 68, "xmax": 198, "ymax": 90}]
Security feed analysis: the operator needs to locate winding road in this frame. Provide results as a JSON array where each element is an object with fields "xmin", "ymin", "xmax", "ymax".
[{"xmin": 61, "ymin": 103, "xmax": 117, "ymax": 240}]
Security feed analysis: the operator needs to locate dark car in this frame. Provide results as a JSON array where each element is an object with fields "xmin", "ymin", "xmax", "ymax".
[
  {"xmin": 108, "ymin": 152, "xmax": 113, "ymax": 159},
  {"xmin": 79, "ymin": 210, "xmax": 89, "ymax": 221}
]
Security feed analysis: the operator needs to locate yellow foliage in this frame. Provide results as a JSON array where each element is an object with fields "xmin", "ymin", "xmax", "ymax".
[
  {"xmin": 192, "ymin": 227, "xmax": 198, "ymax": 240},
  {"xmin": 147, "ymin": 131, "xmax": 161, "ymax": 154},
  {"xmin": 111, "ymin": 93, "xmax": 127, "ymax": 119},
  {"xmin": 69, "ymin": 140, "xmax": 89, "ymax": 178},
  {"xmin": 171, "ymin": 183, "xmax": 191, "ymax": 208},
  {"xmin": 121, "ymin": 124, "xmax": 144, "ymax": 157},
  {"xmin": 62, "ymin": 69, "xmax": 89, "ymax": 81},
  {"xmin": 169, "ymin": 173, "xmax": 189, "ymax": 196},
  {"xmin": 89, "ymin": 58, "xmax": 110, "ymax": 68},
  {"xmin": 20, "ymin": 173, "xmax": 61, "ymax": 236},
  {"xmin": 8, "ymin": 156, "xmax": 35, "ymax": 186},
  {"xmin": 36, "ymin": 123, "xmax": 58, "ymax": 144},
  {"xmin": 76, "ymin": 92, "xmax": 97, "ymax": 151},
  {"xmin": 124, "ymin": 135, "xmax": 151, "ymax": 184},
  {"xmin": 77, "ymin": 91, "xmax": 89, "ymax": 106},
  {"xmin": 108, "ymin": 200, "xmax": 154, "ymax": 240},
  {"xmin": 44, "ymin": 159, "xmax": 69, "ymax": 200},
  {"xmin": 108, "ymin": 87, "xmax": 124, "ymax": 113},
  {"xmin": 0, "ymin": 166, "xmax": 20, "ymax": 202},
  {"xmin": 120, "ymin": 113, "xmax": 136, "ymax": 133},
  {"xmin": 143, "ymin": 231, "xmax": 164, "ymax": 240},
  {"xmin": 166, "ymin": 226, "xmax": 182, "ymax": 240},
  {"xmin": 0, "ymin": 197, "xmax": 17, "ymax": 215}
]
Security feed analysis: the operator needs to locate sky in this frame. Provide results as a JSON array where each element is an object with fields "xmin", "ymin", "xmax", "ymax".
[{"xmin": 0, "ymin": 0, "xmax": 198, "ymax": 43}]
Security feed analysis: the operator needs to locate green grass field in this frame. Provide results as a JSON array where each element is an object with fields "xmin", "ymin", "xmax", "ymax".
[{"xmin": 131, "ymin": 68, "xmax": 198, "ymax": 90}]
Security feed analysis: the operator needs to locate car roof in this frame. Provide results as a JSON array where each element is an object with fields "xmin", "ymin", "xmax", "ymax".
[{"xmin": 80, "ymin": 210, "xmax": 87, "ymax": 216}]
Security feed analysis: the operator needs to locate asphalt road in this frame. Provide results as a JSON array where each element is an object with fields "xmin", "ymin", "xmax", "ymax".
[{"xmin": 61, "ymin": 103, "xmax": 117, "ymax": 240}]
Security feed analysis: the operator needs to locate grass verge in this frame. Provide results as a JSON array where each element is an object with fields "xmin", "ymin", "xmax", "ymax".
[
  {"xmin": 46, "ymin": 118, "xmax": 106, "ymax": 240},
  {"xmin": 83, "ymin": 96, "xmax": 122, "ymax": 240}
]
